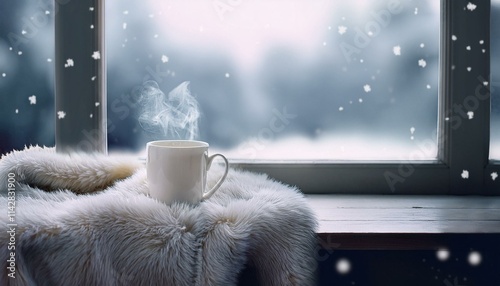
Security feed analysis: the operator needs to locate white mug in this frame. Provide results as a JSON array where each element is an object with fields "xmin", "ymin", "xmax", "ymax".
[{"xmin": 146, "ymin": 140, "xmax": 229, "ymax": 204}]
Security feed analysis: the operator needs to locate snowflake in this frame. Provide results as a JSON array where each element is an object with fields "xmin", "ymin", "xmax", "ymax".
[
  {"xmin": 418, "ymin": 59, "xmax": 427, "ymax": 68},
  {"xmin": 479, "ymin": 40, "xmax": 484, "ymax": 44},
  {"xmin": 466, "ymin": 46, "xmax": 471, "ymax": 51},
  {"xmin": 339, "ymin": 106, "xmax": 344, "ymax": 111},
  {"xmin": 461, "ymin": 170, "xmax": 469, "ymax": 179},
  {"xmin": 90, "ymin": 114, "xmax": 93, "ymax": 118},
  {"xmin": 363, "ymin": 84, "xmax": 371, "ymax": 92},
  {"xmin": 483, "ymin": 81, "xmax": 489, "ymax": 86},
  {"xmin": 91, "ymin": 51, "xmax": 101, "ymax": 60},
  {"xmin": 28, "ymin": 95, "xmax": 36, "ymax": 105},
  {"xmin": 57, "ymin": 111, "xmax": 66, "ymax": 119},
  {"xmin": 466, "ymin": 2, "xmax": 477, "ymax": 11},
  {"xmin": 123, "ymin": 10, "xmax": 129, "ymax": 15},
  {"xmin": 491, "ymin": 172, "xmax": 498, "ymax": 181},
  {"xmin": 420, "ymin": 43, "xmax": 425, "ymax": 48},
  {"xmin": 468, "ymin": 251, "xmax": 481, "ymax": 266},
  {"xmin": 154, "ymin": 34, "xmax": 159, "ymax": 38},
  {"xmin": 91, "ymin": 76, "xmax": 96, "ymax": 81},
  {"xmin": 64, "ymin": 59, "xmax": 74, "ymax": 68},
  {"xmin": 410, "ymin": 127, "xmax": 415, "ymax": 134},
  {"xmin": 358, "ymin": 98, "xmax": 363, "ymax": 103},
  {"xmin": 336, "ymin": 258, "xmax": 351, "ymax": 275},
  {"xmin": 161, "ymin": 55, "xmax": 169, "ymax": 63},
  {"xmin": 47, "ymin": 58, "xmax": 52, "ymax": 62},
  {"xmin": 338, "ymin": 25, "xmax": 347, "ymax": 35},
  {"xmin": 21, "ymin": 30, "xmax": 27, "ymax": 35},
  {"xmin": 89, "ymin": 7, "xmax": 94, "ymax": 11},
  {"xmin": 452, "ymin": 35, "xmax": 457, "ymax": 41},
  {"xmin": 1, "ymin": 73, "xmax": 5, "ymax": 77},
  {"xmin": 15, "ymin": 109, "xmax": 19, "ymax": 114},
  {"xmin": 95, "ymin": 102, "xmax": 100, "ymax": 107},
  {"xmin": 225, "ymin": 73, "xmax": 230, "ymax": 78},
  {"xmin": 467, "ymin": 111, "xmax": 474, "ymax": 119},
  {"xmin": 467, "ymin": 67, "xmax": 472, "ymax": 72},
  {"xmin": 123, "ymin": 22, "xmax": 127, "ymax": 30},
  {"xmin": 45, "ymin": 10, "xmax": 50, "ymax": 15},
  {"xmin": 18, "ymin": 51, "xmax": 22, "ymax": 55},
  {"xmin": 90, "ymin": 25, "xmax": 94, "ymax": 29},
  {"xmin": 414, "ymin": 7, "xmax": 418, "ymax": 15},
  {"xmin": 436, "ymin": 249, "xmax": 450, "ymax": 261},
  {"xmin": 393, "ymin": 45, "xmax": 401, "ymax": 56},
  {"xmin": 426, "ymin": 84, "xmax": 431, "ymax": 89}
]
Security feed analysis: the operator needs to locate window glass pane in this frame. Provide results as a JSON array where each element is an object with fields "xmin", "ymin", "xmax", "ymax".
[
  {"xmin": 491, "ymin": 0, "xmax": 500, "ymax": 159},
  {"xmin": 0, "ymin": 1, "xmax": 55, "ymax": 154},
  {"xmin": 106, "ymin": 0, "xmax": 440, "ymax": 160},
  {"xmin": 0, "ymin": 0, "xmax": 440, "ymax": 160}
]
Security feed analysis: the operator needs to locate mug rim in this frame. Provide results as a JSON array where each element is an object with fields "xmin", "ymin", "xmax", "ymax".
[{"xmin": 147, "ymin": 140, "xmax": 209, "ymax": 149}]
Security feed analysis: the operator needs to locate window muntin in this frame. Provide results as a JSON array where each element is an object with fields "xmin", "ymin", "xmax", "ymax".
[{"xmin": 491, "ymin": 0, "xmax": 500, "ymax": 159}]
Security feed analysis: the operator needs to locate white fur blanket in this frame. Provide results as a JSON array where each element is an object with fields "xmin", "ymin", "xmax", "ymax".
[{"xmin": 0, "ymin": 146, "xmax": 317, "ymax": 286}]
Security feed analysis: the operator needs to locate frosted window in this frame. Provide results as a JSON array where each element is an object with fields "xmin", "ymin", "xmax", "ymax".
[
  {"xmin": 106, "ymin": 0, "xmax": 440, "ymax": 160},
  {"xmin": 491, "ymin": 0, "xmax": 500, "ymax": 159}
]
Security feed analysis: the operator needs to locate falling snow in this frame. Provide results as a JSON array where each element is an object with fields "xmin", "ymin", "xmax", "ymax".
[
  {"xmin": 339, "ymin": 107, "xmax": 344, "ymax": 111},
  {"xmin": 410, "ymin": 127, "xmax": 415, "ymax": 134},
  {"xmin": 89, "ymin": 7, "xmax": 94, "ymax": 11},
  {"xmin": 123, "ymin": 10, "xmax": 129, "ymax": 15},
  {"xmin": 363, "ymin": 85, "xmax": 371, "ymax": 92},
  {"xmin": 57, "ymin": 111, "xmax": 66, "ymax": 119},
  {"xmin": 426, "ymin": 84, "xmax": 431, "ymax": 89},
  {"xmin": 336, "ymin": 258, "xmax": 351, "ymax": 274},
  {"xmin": 15, "ymin": 109, "xmax": 19, "ymax": 114},
  {"xmin": 47, "ymin": 58, "xmax": 52, "ymax": 62},
  {"xmin": 466, "ymin": 2, "xmax": 477, "ymax": 11},
  {"xmin": 468, "ymin": 251, "xmax": 481, "ymax": 266},
  {"xmin": 358, "ymin": 98, "xmax": 363, "ymax": 103},
  {"xmin": 461, "ymin": 170, "xmax": 469, "ymax": 179},
  {"xmin": 491, "ymin": 172, "xmax": 498, "ymax": 181},
  {"xmin": 18, "ymin": 51, "xmax": 22, "ymax": 56},
  {"xmin": 479, "ymin": 40, "xmax": 484, "ymax": 44},
  {"xmin": 28, "ymin": 95, "xmax": 36, "ymax": 105},
  {"xmin": 436, "ymin": 249, "xmax": 450, "ymax": 261},
  {"xmin": 161, "ymin": 55, "xmax": 169, "ymax": 63},
  {"xmin": 414, "ymin": 7, "xmax": 418, "ymax": 15},
  {"xmin": 64, "ymin": 59, "xmax": 74, "ymax": 68},
  {"xmin": 225, "ymin": 73, "xmax": 230, "ymax": 78},
  {"xmin": 123, "ymin": 23, "xmax": 127, "ymax": 30},
  {"xmin": 467, "ymin": 67, "xmax": 472, "ymax": 72},
  {"xmin": 90, "ymin": 114, "xmax": 93, "ymax": 118},
  {"xmin": 95, "ymin": 102, "xmax": 100, "ymax": 107},
  {"xmin": 467, "ymin": 111, "xmax": 474, "ymax": 119},
  {"xmin": 420, "ymin": 43, "xmax": 425, "ymax": 48},
  {"xmin": 21, "ymin": 30, "xmax": 27, "ymax": 35},
  {"xmin": 393, "ymin": 45, "xmax": 401, "ymax": 56},
  {"xmin": 418, "ymin": 59, "xmax": 427, "ymax": 68},
  {"xmin": 92, "ymin": 51, "xmax": 101, "ymax": 60},
  {"xmin": 452, "ymin": 35, "xmax": 457, "ymax": 41},
  {"xmin": 484, "ymin": 81, "xmax": 489, "ymax": 86},
  {"xmin": 466, "ymin": 46, "xmax": 471, "ymax": 50},
  {"xmin": 1, "ymin": 73, "xmax": 5, "ymax": 77},
  {"xmin": 91, "ymin": 76, "xmax": 96, "ymax": 81},
  {"xmin": 90, "ymin": 25, "xmax": 94, "ymax": 29},
  {"xmin": 338, "ymin": 25, "xmax": 347, "ymax": 35}
]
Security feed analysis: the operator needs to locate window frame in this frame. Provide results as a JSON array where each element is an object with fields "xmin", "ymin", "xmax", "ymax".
[
  {"xmin": 232, "ymin": 0, "xmax": 500, "ymax": 195},
  {"xmin": 52, "ymin": 0, "xmax": 499, "ymax": 194}
]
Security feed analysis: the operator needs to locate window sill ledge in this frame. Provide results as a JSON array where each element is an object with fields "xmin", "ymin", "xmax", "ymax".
[{"xmin": 308, "ymin": 194, "xmax": 500, "ymax": 250}]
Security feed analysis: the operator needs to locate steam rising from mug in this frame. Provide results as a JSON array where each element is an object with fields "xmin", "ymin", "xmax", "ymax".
[{"xmin": 137, "ymin": 81, "xmax": 199, "ymax": 140}]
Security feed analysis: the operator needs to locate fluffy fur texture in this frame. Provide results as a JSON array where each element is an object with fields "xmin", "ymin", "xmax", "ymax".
[{"xmin": 0, "ymin": 146, "xmax": 317, "ymax": 286}]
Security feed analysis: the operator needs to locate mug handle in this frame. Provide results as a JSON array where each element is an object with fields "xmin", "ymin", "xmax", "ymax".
[{"xmin": 202, "ymin": 153, "xmax": 229, "ymax": 201}]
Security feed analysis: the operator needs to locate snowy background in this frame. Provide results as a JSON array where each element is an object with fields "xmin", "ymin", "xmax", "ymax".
[{"xmin": 0, "ymin": 0, "xmax": 498, "ymax": 160}]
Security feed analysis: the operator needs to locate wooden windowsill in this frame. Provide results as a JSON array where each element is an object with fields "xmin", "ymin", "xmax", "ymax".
[{"xmin": 307, "ymin": 195, "xmax": 500, "ymax": 250}]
